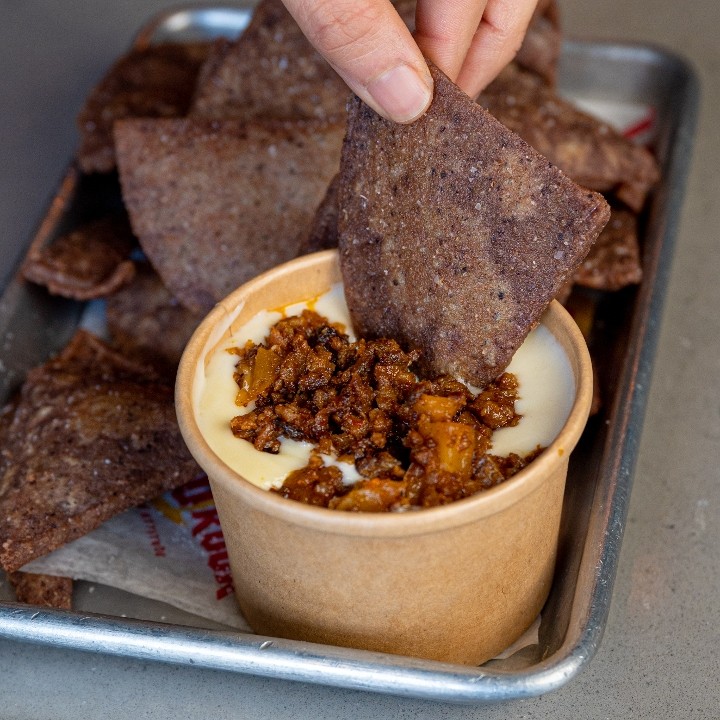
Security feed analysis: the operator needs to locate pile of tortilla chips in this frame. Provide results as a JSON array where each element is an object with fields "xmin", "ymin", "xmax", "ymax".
[{"xmin": 3, "ymin": 0, "xmax": 659, "ymax": 609}]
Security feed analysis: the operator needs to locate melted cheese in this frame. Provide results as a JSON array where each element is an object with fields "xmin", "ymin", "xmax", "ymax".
[{"xmin": 195, "ymin": 284, "xmax": 574, "ymax": 490}]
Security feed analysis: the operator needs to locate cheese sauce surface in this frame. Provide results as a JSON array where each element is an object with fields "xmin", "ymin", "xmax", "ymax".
[{"xmin": 196, "ymin": 284, "xmax": 574, "ymax": 490}]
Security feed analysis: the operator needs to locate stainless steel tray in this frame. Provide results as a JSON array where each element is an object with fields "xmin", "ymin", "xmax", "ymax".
[{"xmin": 0, "ymin": 5, "xmax": 699, "ymax": 704}]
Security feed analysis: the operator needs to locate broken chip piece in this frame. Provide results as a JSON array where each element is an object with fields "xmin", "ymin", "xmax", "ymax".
[
  {"xmin": 479, "ymin": 63, "xmax": 660, "ymax": 212},
  {"xmin": 574, "ymin": 206, "xmax": 643, "ymax": 290},
  {"xmin": 77, "ymin": 42, "xmax": 212, "ymax": 174},
  {"xmin": 21, "ymin": 214, "xmax": 136, "ymax": 300},
  {"xmin": 0, "ymin": 330, "xmax": 201, "ymax": 573},
  {"xmin": 114, "ymin": 116, "xmax": 344, "ymax": 314},
  {"xmin": 8, "ymin": 572, "xmax": 73, "ymax": 610},
  {"xmin": 338, "ymin": 62, "xmax": 610, "ymax": 388}
]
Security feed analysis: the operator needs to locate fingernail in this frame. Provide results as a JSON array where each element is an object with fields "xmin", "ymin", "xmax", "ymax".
[{"xmin": 366, "ymin": 64, "xmax": 433, "ymax": 123}]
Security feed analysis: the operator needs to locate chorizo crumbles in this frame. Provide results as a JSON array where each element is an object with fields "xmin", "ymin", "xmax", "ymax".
[{"xmin": 229, "ymin": 309, "xmax": 542, "ymax": 512}]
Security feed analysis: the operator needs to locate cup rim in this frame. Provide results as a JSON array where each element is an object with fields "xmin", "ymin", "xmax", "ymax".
[{"xmin": 176, "ymin": 250, "xmax": 593, "ymax": 538}]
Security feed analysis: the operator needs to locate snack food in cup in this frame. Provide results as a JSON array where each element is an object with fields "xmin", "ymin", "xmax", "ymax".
[{"xmin": 175, "ymin": 250, "xmax": 593, "ymax": 665}]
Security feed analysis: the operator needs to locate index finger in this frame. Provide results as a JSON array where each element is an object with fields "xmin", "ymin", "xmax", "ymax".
[{"xmin": 283, "ymin": 0, "xmax": 434, "ymax": 123}]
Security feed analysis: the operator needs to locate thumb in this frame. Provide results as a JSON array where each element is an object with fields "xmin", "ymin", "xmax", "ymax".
[{"xmin": 283, "ymin": 0, "xmax": 433, "ymax": 123}]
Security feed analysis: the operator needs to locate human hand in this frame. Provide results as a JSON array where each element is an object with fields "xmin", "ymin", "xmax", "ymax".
[{"xmin": 281, "ymin": 0, "xmax": 539, "ymax": 123}]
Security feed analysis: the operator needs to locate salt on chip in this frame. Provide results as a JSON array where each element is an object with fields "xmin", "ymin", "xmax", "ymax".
[
  {"xmin": 0, "ymin": 330, "xmax": 202, "ymax": 573},
  {"xmin": 114, "ymin": 117, "xmax": 344, "ymax": 314},
  {"xmin": 338, "ymin": 62, "xmax": 610, "ymax": 388},
  {"xmin": 479, "ymin": 63, "xmax": 660, "ymax": 212}
]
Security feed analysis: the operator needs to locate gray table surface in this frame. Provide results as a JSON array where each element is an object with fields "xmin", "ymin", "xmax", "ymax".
[{"xmin": 1, "ymin": 1, "xmax": 718, "ymax": 717}]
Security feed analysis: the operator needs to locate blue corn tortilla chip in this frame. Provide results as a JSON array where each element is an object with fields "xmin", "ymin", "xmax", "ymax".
[
  {"xmin": 114, "ymin": 117, "xmax": 344, "ymax": 314},
  {"xmin": 0, "ymin": 330, "xmax": 201, "ymax": 573},
  {"xmin": 338, "ymin": 62, "xmax": 610, "ymax": 388}
]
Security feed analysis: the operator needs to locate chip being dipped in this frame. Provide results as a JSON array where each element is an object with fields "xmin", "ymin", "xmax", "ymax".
[{"xmin": 338, "ymin": 62, "xmax": 610, "ymax": 389}]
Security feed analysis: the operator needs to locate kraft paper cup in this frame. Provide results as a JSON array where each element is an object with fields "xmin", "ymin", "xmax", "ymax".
[{"xmin": 176, "ymin": 249, "xmax": 593, "ymax": 665}]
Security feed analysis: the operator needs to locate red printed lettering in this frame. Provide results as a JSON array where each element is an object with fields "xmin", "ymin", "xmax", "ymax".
[
  {"xmin": 172, "ymin": 477, "xmax": 213, "ymax": 506},
  {"xmin": 208, "ymin": 550, "xmax": 229, "ymax": 571},
  {"xmin": 139, "ymin": 507, "xmax": 166, "ymax": 558},
  {"xmin": 190, "ymin": 507, "xmax": 221, "ymax": 536},
  {"xmin": 200, "ymin": 531, "xmax": 226, "ymax": 553},
  {"xmin": 178, "ymin": 495, "xmax": 236, "ymax": 601}
]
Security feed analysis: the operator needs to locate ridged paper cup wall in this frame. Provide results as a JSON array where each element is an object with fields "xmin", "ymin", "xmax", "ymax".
[{"xmin": 176, "ymin": 250, "xmax": 593, "ymax": 665}]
